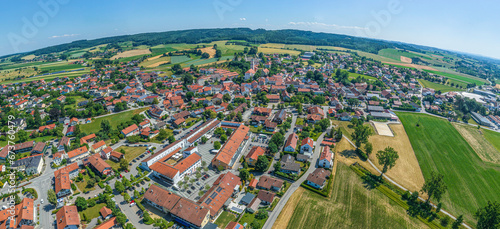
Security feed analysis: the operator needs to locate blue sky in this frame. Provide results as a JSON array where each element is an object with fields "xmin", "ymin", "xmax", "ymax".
[{"xmin": 1, "ymin": 0, "xmax": 499, "ymax": 59}]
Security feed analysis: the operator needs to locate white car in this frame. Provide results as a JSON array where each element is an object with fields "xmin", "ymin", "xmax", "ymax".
[{"xmin": 40, "ymin": 199, "xmax": 44, "ymax": 204}]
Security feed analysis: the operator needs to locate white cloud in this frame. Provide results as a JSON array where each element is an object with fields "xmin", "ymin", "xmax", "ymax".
[
  {"xmin": 288, "ymin": 21, "xmax": 367, "ymax": 31},
  {"xmin": 239, "ymin": 18, "xmax": 246, "ymax": 21},
  {"xmin": 49, "ymin": 34, "xmax": 79, "ymax": 39}
]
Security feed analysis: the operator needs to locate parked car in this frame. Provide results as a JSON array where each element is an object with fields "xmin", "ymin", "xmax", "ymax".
[{"xmin": 187, "ymin": 190, "xmax": 192, "ymax": 194}]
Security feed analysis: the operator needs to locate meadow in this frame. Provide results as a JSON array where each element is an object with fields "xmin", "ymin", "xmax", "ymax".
[
  {"xmin": 417, "ymin": 79, "xmax": 463, "ymax": 92},
  {"xmin": 423, "ymin": 69, "xmax": 487, "ymax": 85},
  {"xmin": 378, "ymin": 48, "xmax": 432, "ymax": 61},
  {"xmin": 397, "ymin": 112, "xmax": 500, "ymax": 223},
  {"xmin": 80, "ymin": 107, "xmax": 149, "ymax": 134},
  {"xmin": 284, "ymin": 163, "xmax": 427, "ymax": 229}
]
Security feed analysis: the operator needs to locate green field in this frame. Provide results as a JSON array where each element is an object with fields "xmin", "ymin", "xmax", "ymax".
[
  {"xmin": 239, "ymin": 212, "xmax": 267, "ymax": 229},
  {"xmin": 378, "ymin": 48, "xmax": 432, "ymax": 61},
  {"xmin": 79, "ymin": 203, "xmax": 106, "ymax": 221},
  {"xmin": 482, "ymin": 129, "xmax": 500, "ymax": 153},
  {"xmin": 80, "ymin": 107, "xmax": 148, "ymax": 134},
  {"xmin": 397, "ymin": 112, "xmax": 500, "ymax": 223},
  {"xmin": 423, "ymin": 70, "xmax": 487, "ymax": 85},
  {"xmin": 214, "ymin": 211, "xmax": 237, "ymax": 228},
  {"xmin": 348, "ymin": 72, "xmax": 378, "ymax": 81},
  {"xmin": 286, "ymin": 163, "xmax": 426, "ymax": 229},
  {"xmin": 107, "ymin": 146, "xmax": 147, "ymax": 170},
  {"xmin": 170, "ymin": 55, "xmax": 192, "ymax": 64},
  {"xmin": 0, "ymin": 70, "xmax": 90, "ymax": 85},
  {"xmin": 417, "ymin": 79, "xmax": 463, "ymax": 92}
]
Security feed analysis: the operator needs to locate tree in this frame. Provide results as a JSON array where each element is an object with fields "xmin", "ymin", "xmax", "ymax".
[
  {"xmin": 115, "ymin": 212, "xmax": 127, "ymax": 226},
  {"xmin": 364, "ymin": 142, "xmax": 373, "ymax": 157},
  {"xmin": 256, "ymin": 209, "xmax": 268, "ymax": 219},
  {"xmin": 239, "ymin": 169, "xmax": 250, "ymax": 181},
  {"xmin": 376, "ymin": 147, "xmax": 399, "ymax": 177},
  {"xmin": 168, "ymin": 135, "xmax": 176, "ymax": 144},
  {"xmin": 115, "ymin": 180, "xmax": 125, "ymax": 193},
  {"xmin": 255, "ymin": 156, "xmax": 269, "ymax": 172},
  {"xmin": 213, "ymin": 141, "xmax": 221, "ymax": 150},
  {"xmin": 220, "ymin": 134, "xmax": 228, "ymax": 143},
  {"xmin": 475, "ymin": 201, "xmax": 500, "ymax": 229},
  {"xmin": 268, "ymin": 142, "xmax": 278, "ymax": 155},
  {"xmin": 201, "ymin": 52, "xmax": 210, "ymax": 58},
  {"xmin": 123, "ymin": 192, "xmax": 131, "ymax": 202},
  {"xmin": 273, "ymin": 161, "xmax": 281, "ymax": 171},
  {"xmin": 172, "ymin": 64, "xmax": 182, "ymax": 74},
  {"xmin": 201, "ymin": 136, "xmax": 208, "ymax": 144},
  {"xmin": 120, "ymin": 160, "xmax": 128, "ymax": 171},
  {"xmin": 101, "ymin": 120, "xmax": 111, "ymax": 134},
  {"xmin": 47, "ymin": 189, "xmax": 57, "ymax": 205},
  {"xmin": 215, "ymin": 49, "xmax": 222, "ymax": 58},
  {"xmin": 122, "ymin": 177, "xmax": 131, "ymax": 188},
  {"xmin": 75, "ymin": 197, "xmax": 88, "ymax": 211},
  {"xmin": 223, "ymin": 93, "xmax": 231, "ymax": 102},
  {"xmin": 421, "ymin": 171, "xmax": 447, "ymax": 203},
  {"xmin": 452, "ymin": 215, "xmax": 463, "ymax": 229},
  {"xmin": 352, "ymin": 125, "xmax": 372, "ymax": 148}
]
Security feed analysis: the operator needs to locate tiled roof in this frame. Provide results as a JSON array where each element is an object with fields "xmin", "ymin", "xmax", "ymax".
[
  {"xmin": 212, "ymin": 125, "xmax": 249, "ymax": 167},
  {"xmin": 56, "ymin": 206, "xmax": 80, "ymax": 229}
]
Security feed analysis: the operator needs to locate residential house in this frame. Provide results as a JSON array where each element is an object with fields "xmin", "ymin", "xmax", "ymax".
[
  {"xmin": 306, "ymin": 168, "xmax": 331, "ymax": 190},
  {"xmin": 245, "ymin": 146, "xmax": 265, "ymax": 167}
]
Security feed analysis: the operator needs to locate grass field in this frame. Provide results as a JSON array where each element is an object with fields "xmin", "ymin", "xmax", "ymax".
[
  {"xmin": 417, "ymin": 79, "xmax": 463, "ymax": 92},
  {"xmin": 482, "ymin": 128, "xmax": 500, "ymax": 153},
  {"xmin": 452, "ymin": 123, "xmax": 500, "ymax": 164},
  {"xmin": 348, "ymin": 72, "xmax": 378, "ymax": 81},
  {"xmin": 239, "ymin": 212, "xmax": 267, "ymax": 229},
  {"xmin": 214, "ymin": 211, "xmax": 237, "ymax": 228},
  {"xmin": 423, "ymin": 70, "xmax": 487, "ymax": 85},
  {"xmin": 258, "ymin": 47, "xmax": 301, "ymax": 55},
  {"xmin": 107, "ymin": 146, "xmax": 147, "ymax": 170},
  {"xmin": 378, "ymin": 48, "xmax": 432, "ymax": 61},
  {"xmin": 75, "ymin": 173, "xmax": 95, "ymax": 193},
  {"xmin": 111, "ymin": 49, "xmax": 151, "ymax": 60},
  {"xmin": 139, "ymin": 56, "xmax": 171, "ymax": 68},
  {"xmin": 285, "ymin": 163, "xmax": 427, "ymax": 229},
  {"xmin": 170, "ymin": 55, "xmax": 192, "ymax": 64},
  {"xmin": 80, "ymin": 108, "xmax": 148, "ymax": 134},
  {"xmin": 397, "ymin": 112, "xmax": 500, "ymax": 223},
  {"xmin": 79, "ymin": 203, "xmax": 106, "ymax": 221}
]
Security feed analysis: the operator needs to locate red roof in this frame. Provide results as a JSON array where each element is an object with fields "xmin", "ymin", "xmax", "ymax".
[{"xmin": 121, "ymin": 124, "xmax": 139, "ymax": 135}]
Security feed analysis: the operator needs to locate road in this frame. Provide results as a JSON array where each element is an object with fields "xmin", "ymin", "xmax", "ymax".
[
  {"xmin": 342, "ymin": 136, "xmax": 472, "ymax": 229},
  {"xmin": 263, "ymin": 128, "xmax": 329, "ymax": 229}
]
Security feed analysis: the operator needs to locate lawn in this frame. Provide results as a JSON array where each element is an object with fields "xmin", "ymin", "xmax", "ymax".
[
  {"xmin": 417, "ymin": 79, "xmax": 463, "ymax": 93},
  {"xmin": 0, "ymin": 134, "xmax": 55, "ymax": 147},
  {"xmin": 423, "ymin": 69, "xmax": 487, "ymax": 85},
  {"xmin": 214, "ymin": 211, "xmax": 237, "ymax": 228},
  {"xmin": 80, "ymin": 107, "xmax": 148, "ymax": 134},
  {"xmin": 64, "ymin": 95, "xmax": 87, "ymax": 110},
  {"xmin": 79, "ymin": 203, "xmax": 106, "ymax": 222},
  {"xmin": 295, "ymin": 118, "xmax": 304, "ymax": 126},
  {"xmin": 239, "ymin": 212, "xmax": 267, "ymax": 229},
  {"xmin": 107, "ymin": 146, "xmax": 148, "ymax": 169},
  {"xmin": 285, "ymin": 163, "xmax": 426, "ymax": 229},
  {"xmin": 75, "ymin": 173, "xmax": 96, "ymax": 193},
  {"xmin": 397, "ymin": 112, "xmax": 500, "ymax": 224},
  {"xmin": 482, "ymin": 128, "xmax": 500, "ymax": 153}
]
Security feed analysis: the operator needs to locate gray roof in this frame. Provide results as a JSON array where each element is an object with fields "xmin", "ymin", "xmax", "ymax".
[
  {"xmin": 281, "ymin": 161, "xmax": 301, "ymax": 172},
  {"xmin": 370, "ymin": 112, "xmax": 393, "ymax": 118},
  {"xmin": 241, "ymin": 193, "xmax": 256, "ymax": 204},
  {"xmin": 12, "ymin": 154, "xmax": 43, "ymax": 169}
]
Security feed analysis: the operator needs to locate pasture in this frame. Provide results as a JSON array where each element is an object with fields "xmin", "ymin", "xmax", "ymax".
[
  {"xmin": 417, "ymin": 79, "xmax": 463, "ymax": 92},
  {"xmin": 284, "ymin": 163, "xmax": 427, "ymax": 229},
  {"xmin": 257, "ymin": 47, "xmax": 301, "ymax": 55},
  {"xmin": 80, "ymin": 108, "xmax": 148, "ymax": 134},
  {"xmin": 110, "ymin": 49, "xmax": 152, "ymax": 60},
  {"xmin": 423, "ymin": 69, "xmax": 487, "ymax": 85},
  {"xmin": 378, "ymin": 48, "xmax": 432, "ymax": 61},
  {"xmin": 452, "ymin": 123, "xmax": 500, "ymax": 164},
  {"xmin": 397, "ymin": 112, "xmax": 500, "ymax": 223}
]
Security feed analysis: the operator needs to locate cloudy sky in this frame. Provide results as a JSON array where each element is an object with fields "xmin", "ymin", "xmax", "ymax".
[{"xmin": 1, "ymin": 0, "xmax": 499, "ymax": 59}]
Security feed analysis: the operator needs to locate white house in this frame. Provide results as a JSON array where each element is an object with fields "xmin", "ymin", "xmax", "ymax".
[
  {"xmin": 318, "ymin": 146, "xmax": 333, "ymax": 168},
  {"xmin": 300, "ymin": 137, "xmax": 314, "ymax": 156}
]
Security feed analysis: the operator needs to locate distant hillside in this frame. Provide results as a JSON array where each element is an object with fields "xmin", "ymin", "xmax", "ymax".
[{"xmin": 24, "ymin": 28, "xmax": 433, "ymax": 56}]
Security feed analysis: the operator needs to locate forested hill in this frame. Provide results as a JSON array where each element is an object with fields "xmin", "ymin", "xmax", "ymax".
[{"xmin": 26, "ymin": 28, "xmax": 432, "ymax": 56}]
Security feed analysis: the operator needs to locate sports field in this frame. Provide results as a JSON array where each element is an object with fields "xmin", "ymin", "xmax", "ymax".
[
  {"xmin": 398, "ymin": 112, "xmax": 500, "ymax": 223},
  {"xmin": 417, "ymin": 79, "xmax": 463, "ymax": 92},
  {"xmin": 283, "ymin": 163, "xmax": 427, "ymax": 229}
]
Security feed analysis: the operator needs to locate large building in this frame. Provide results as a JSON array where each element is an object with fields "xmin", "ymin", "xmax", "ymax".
[
  {"xmin": 211, "ymin": 125, "xmax": 249, "ymax": 169},
  {"xmin": 144, "ymin": 185, "xmax": 210, "ymax": 229},
  {"xmin": 150, "ymin": 149, "xmax": 202, "ymax": 186},
  {"xmin": 198, "ymin": 172, "xmax": 241, "ymax": 218},
  {"xmin": 0, "ymin": 198, "xmax": 35, "ymax": 228},
  {"xmin": 11, "ymin": 154, "xmax": 44, "ymax": 175},
  {"xmin": 84, "ymin": 154, "xmax": 112, "ymax": 176},
  {"xmin": 56, "ymin": 205, "xmax": 80, "ymax": 229}
]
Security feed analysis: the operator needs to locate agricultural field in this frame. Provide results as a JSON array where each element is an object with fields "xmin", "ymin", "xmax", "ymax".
[
  {"xmin": 378, "ymin": 48, "xmax": 432, "ymax": 62},
  {"xmin": 283, "ymin": 163, "xmax": 427, "ymax": 229},
  {"xmin": 368, "ymin": 124, "xmax": 425, "ymax": 192},
  {"xmin": 417, "ymin": 79, "xmax": 463, "ymax": 92},
  {"xmin": 80, "ymin": 107, "xmax": 149, "ymax": 134},
  {"xmin": 257, "ymin": 47, "xmax": 301, "ymax": 55},
  {"xmin": 139, "ymin": 56, "xmax": 171, "ymax": 68},
  {"xmin": 397, "ymin": 112, "xmax": 500, "ymax": 223},
  {"xmin": 452, "ymin": 123, "xmax": 500, "ymax": 164},
  {"xmin": 110, "ymin": 49, "xmax": 151, "ymax": 60},
  {"xmin": 423, "ymin": 69, "xmax": 487, "ymax": 85},
  {"xmin": 170, "ymin": 55, "xmax": 192, "ymax": 64},
  {"xmin": 482, "ymin": 128, "xmax": 500, "ymax": 153}
]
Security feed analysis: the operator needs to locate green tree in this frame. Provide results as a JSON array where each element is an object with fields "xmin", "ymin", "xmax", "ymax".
[
  {"xmin": 115, "ymin": 180, "xmax": 125, "ymax": 193},
  {"xmin": 255, "ymin": 156, "xmax": 269, "ymax": 172},
  {"xmin": 421, "ymin": 171, "xmax": 448, "ymax": 203},
  {"xmin": 115, "ymin": 212, "xmax": 127, "ymax": 226},
  {"xmin": 256, "ymin": 209, "xmax": 268, "ymax": 220},
  {"xmin": 123, "ymin": 192, "xmax": 131, "ymax": 202},
  {"xmin": 475, "ymin": 201, "xmax": 500, "ymax": 229},
  {"xmin": 75, "ymin": 197, "xmax": 88, "ymax": 211},
  {"xmin": 223, "ymin": 93, "xmax": 231, "ymax": 102},
  {"xmin": 273, "ymin": 161, "xmax": 281, "ymax": 171},
  {"xmin": 376, "ymin": 147, "xmax": 399, "ymax": 178},
  {"xmin": 101, "ymin": 120, "xmax": 111, "ymax": 134},
  {"xmin": 220, "ymin": 134, "xmax": 228, "ymax": 143},
  {"xmin": 364, "ymin": 142, "xmax": 373, "ymax": 157},
  {"xmin": 352, "ymin": 124, "xmax": 372, "ymax": 148},
  {"xmin": 451, "ymin": 215, "xmax": 463, "ymax": 229},
  {"xmin": 213, "ymin": 141, "xmax": 221, "ymax": 150},
  {"xmin": 47, "ymin": 189, "xmax": 57, "ymax": 205},
  {"xmin": 239, "ymin": 169, "xmax": 250, "ymax": 181},
  {"xmin": 120, "ymin": 159, "xmax": 128, "ymax": 171}
]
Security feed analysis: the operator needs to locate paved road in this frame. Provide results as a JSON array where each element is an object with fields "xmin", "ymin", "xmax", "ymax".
[
  {"xmin": 342, "ymin": 135, "xmax": 472, "ymax": 229},
  {"xmin": 264, "ymin": 129, "xmax": 329, "ymax": 229}
]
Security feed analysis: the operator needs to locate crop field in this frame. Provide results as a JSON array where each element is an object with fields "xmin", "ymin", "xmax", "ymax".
[
  {"xmin": 417, "ymin": 79, "xmax": 463, "ymax": 92},
  {"xmin": 285, "ymin": 163, "xmax": 427, "ymax": 229},
  {"xmin": 110, "ymin": 49, "xmax": 151, "ymax": 60},
  {"xmin": 482, "ymin": 128, "xmax": 500, "ymax": 153},
  {"xmin": 423, "ymin": 69, "xmax": 487, "ymax": 85},
  {"xmin": 378, "ymin": 48, "xmax": 432, "ymax": 61},
  {"xmin": 0, "ymin": 69, "xmax": 90, "ymax": 85},
  {"xmin": 80, "ymin": 107, "xmax": 149, "ymax": 134},
  {"xmin": 368, "ymin": 124, "xmax": 425, "ymax": 192},
  {"xmin": 257, "ymin": 47, "xmax": 301, "ymax": 55},
  {"xmin": 38, "ymin": 63, "xmax": 84, "ymax": 73},
  {"xmin": 21, "ymin": 54, "xmax": 36, "ymax": 60},
  {"xmin": 170, "ymin": 55, "xmax": 192, "ymax": 64},
  {"xmin": 452, "ymin": 123, "xmax": 500, "ymax": 164},
  {"xmin": 139, "ymin": 56, "xmax": 171, "ymax": 68},
  {"xmin": 397, "ymin": 112, "xmax": 500, "ymax": 223}
]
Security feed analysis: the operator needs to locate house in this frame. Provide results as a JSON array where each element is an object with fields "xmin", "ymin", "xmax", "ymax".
[
  {"xmin": 69, "ymin": 117, "xmax": 78, "ymax": 126},
  {"xmin": 256, "ymin": 176, "xmax": 284, "ymax": 192},
  {"xmin": 91, "ymin": 140, "xmax": 107, "ymax": 153},
  {"xmin": 266, "ymin": 94, "xmax": 280, "ymax": 103},
  {"xmin": 273, "ymin": 109, "xmax": 288, "ymax": 124},
  {"xmin": 84, "ymin": 154, "xmax": 112, "ymax": 176},
  {"xmin": 306, "ymin": 168, "xmax": 331, "ymax": 189},
  {"xmin": 32, "ymin": 142, "xmax": 47, "ymax": 155},
  {"xmin": 150, "ymin": 152, "xmax": 202, "ymax": 186},
  {"xmin": 121, "ymin": 124, "xmax": 139, "ymax": 137},
  {"xmin": 198, "ymin": 172, "xmax": 241, "ymax": 218},
  {"xmin": 226, "ymin": 222, "xmax": 244, "ymax": 229},
  {"xmin": 54, "ymin": 163, "xmax": 80, "ymax": 179},
  {"xmin": 245, "ymin": 146, "xmax": 265, "ymax": 167},
  {"xmin": 300, "ymin": 137, "xmax": 314, "ymax": 155},
  {"xmin": 306, "ymin": 114, "xmax": 323, "ymax": 123},
  {"xmin": 246, "ymin": 197, "xmax": 261, "ymax": 213},
  {"xmin": 65, "ymin": 126, "xmax": 75, "ymax": 136},
  {"xmin": 56, "ymin": 205, "xmax": 80, "ymax": 229},
  {"xmin": 296, "ymin": 154, "xmax": 309, "ymax": 162},
  {"xmin": 54, "ymin": 170, "xmax": 72, "ymax": 198},
  {"xmin": 139, "ymin": 119, "xmax": 151, "ymax": 128},
  {"xmin": 80, "ymin": 133, "xmax": 96, "ymax": 145},
  {"xmin": 11, "ymin": 154, "xmax": 44, "ymax": 175},
  {"xmin": 248, "ymin": 178, "xmax": 258, "ymax": 190},
  {"xmin": 58, "ymin": 136, "xmax": 71, "ymax": 151},
  {"xmin": 240, "ymin": 193, "xmax": 255, "ymax": 205},
  {"xmin": 100, "ymin": 206, "xmax": 113, "ymax": 220},
  {"xmin": 100, "ymin": 147, "xmax": 113, "ymax": 160},
  {"xmin": 318, "ymin": 146, "xmax": 333, "ymax": 168},
  {"xmin": 0, "ymin": 198, "xmax": 35, "ymax": 228},
  {"xmin": 109, "ymin": 151, "xmax": 124, "ymax": 162},
  {"xmin": 67, "ymin": 146, "xmax": 89, "ymax": 162},
  {"xmin": 280, "ymin": 154, "xmax": 301, "ymax": 175},
  {"xmin": 94, "ymin": 217, "xmax": 117, "ymax": 229},
  {"xmin": 264, "ymin": 120, "xmax": 278, "ymax": 132},
  {"xmin": 257, "ymin": 190, "xmax": 275, "ymax": 205},
  {"xmin": 284, "ymin": 133, "xmax": 298, "ymax": 152}
]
